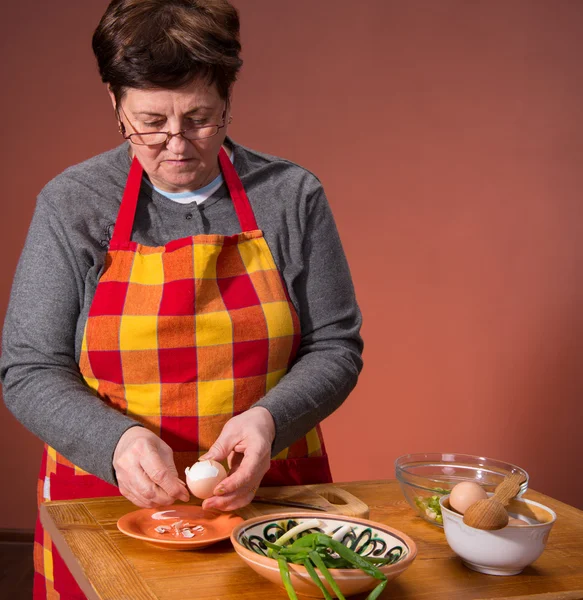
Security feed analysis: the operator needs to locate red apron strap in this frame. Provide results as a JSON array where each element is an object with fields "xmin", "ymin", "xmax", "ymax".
[
  {"xmin": 111, "ymin": 156, "xmax": 144, "ymax": 244},
  {"xmin": 218, "ymin": 147, "xmax": 259, "ymax": 232}
]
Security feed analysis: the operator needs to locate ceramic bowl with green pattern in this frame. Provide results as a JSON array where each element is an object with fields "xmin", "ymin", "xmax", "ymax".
[{"xmin": 230, "ymin": 512, "xmax": 417, "ymax": 598}]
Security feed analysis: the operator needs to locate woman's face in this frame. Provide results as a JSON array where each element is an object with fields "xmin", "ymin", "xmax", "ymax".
[{"xmin": 111, "ymin": 80, "xmax": 230, "ymax": 193}]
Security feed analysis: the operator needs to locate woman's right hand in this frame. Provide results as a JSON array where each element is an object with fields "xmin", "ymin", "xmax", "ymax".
[{"xmin": 113, "ymin": 426, "xmax": 190, "ymax": 508}]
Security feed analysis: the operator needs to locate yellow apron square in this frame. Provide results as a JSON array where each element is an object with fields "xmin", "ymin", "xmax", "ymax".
[
  {"xmin": 194, "ymin": 243, "xmax": 221, "ymax": 279},
  {"xmin": 129, "ymin": 252, "xmax": 164, "ymax": 285},
  {"xmin": 195, "ymin": 311, "xmax": 233, "ymax": 346},
  {"xmin": 120, "ymin": 315, "xmax": 158, "ymax": 350},
  {"xmin": 238, "ymin": 238, "xmax": 277, "ymax": 273},
  {"xmin": 263, "ymin": 302, "xmax": 294, "ymax": 338},
  {"xmin": 198, "ymin": 379, "xmax": 234, "ymax": 416},
  {"xmin": 125, "ymin": 383, "xmax": 162, "ymax": 417}
]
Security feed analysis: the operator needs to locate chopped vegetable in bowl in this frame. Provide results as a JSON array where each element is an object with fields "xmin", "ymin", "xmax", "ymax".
[{"xmin": 414, "ymin": 487, "xmax": 450, "ymax": 524}]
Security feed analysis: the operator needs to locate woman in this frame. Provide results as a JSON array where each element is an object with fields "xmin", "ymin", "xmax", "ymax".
[{"xmin": 0, "ymin": 0, "xmax": 363, "ymax": 598}]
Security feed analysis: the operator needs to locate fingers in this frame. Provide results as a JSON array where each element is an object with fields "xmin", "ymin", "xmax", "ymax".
[
  {"xmin": 199, "ymin": 407, "xmax": 274, "ymax": 462},
  {"xmin": 118, "ymin": 456, "xmax": 185, "ymax": 508},
  {"xmin": 215, "ymin": 449, "xmax": 264, "ymax": 496},
  {"xmin": 141, "ymin": 443, "xmax": 190, "ymax": 503},
  {"xmin": 227, "ymin": 450, "xmax": 243, "ymax": 472},
  {"xmin": 119, "ymin": 475, "xmax": 188, "ymax": 508},
  {"xmin": 113, "ymin": 427, "xmax": 190, "ymax": 507},
  {"xmin": 202, "ymin": 450, "xmax": 267, "ymax": 511},
  {"xmin": 118, "ymin": 464, "xmax": 175, "ymax": 508},
  {"xmin": 198, "ymin": 409, "xmax": 275, "ymax": 511},
  {"xmin": 198, "ymin": 436, "xmax": 232, "ymax": 463}
]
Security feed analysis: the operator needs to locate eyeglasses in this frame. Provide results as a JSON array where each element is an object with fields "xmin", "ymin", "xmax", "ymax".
[{"xmin": 117, "ymin": 104, "xmax": 230, "ymax": 146}]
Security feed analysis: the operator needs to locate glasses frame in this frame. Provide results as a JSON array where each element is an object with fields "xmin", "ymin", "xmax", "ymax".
[{"xmin": 117, "ymin": 103, "xmax": 229, "ymax": 146}]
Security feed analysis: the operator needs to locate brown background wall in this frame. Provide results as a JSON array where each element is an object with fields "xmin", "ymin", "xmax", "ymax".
[{"xmin": 1, "ymin": 1, "xmax": 582, "ymax": 530}]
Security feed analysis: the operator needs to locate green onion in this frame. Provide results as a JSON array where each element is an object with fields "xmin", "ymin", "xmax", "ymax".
[
  {"xmin": 309, "ymin": 551, "xmax": 347, "ymax": 600},
  {"xmin": 302, "ymin": 558, "xmax": 334, "ymax": 600},
  {"xmin": 318, "ymin": 555, "xmax": 352, "ymax": 569},
  {"xmin": 283, "ymin": 533, "xmax": 320, "ymax": 552},
  {"xmin": 279, "ymin": 549, "xmax": 312, "ymax": 562},
  {"xmin": 263, "ymin": 540, "xmax": 283, "ymax": 551},
  {"xmin": 275, "ymin": 519, "xmax": 323, "ymax": 546},
  {"xmin": 277, "ymin": 556, "xmax": 298, "ymax": 600},
  {"xmin": 319, "ymin": 536, "xmax": 386, "ymax": 581},
  {"xmin": 365, "ymin": 578, "xmax": 388, "ymax": 600},
  {"xmin": 256, "ymin": 528, "xmax": 397, "ymax": 599}
]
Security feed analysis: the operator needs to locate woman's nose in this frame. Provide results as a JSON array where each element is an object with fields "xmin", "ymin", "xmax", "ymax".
[{"xmin": 165, "ymin": 131, "xmax": 190, "ymax": 154}]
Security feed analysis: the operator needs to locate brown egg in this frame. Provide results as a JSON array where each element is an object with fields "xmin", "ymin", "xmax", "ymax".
[
  {"xmin": 449, "ymin": 481, "xmax": 488, "ymax": 514},
  {"xmin": 185, "ymin": 459, "xmax": 228, "ymax": 500},
  {"xmin": 507, "ymin": 517, "xmax": 529, "ymax": 526}
]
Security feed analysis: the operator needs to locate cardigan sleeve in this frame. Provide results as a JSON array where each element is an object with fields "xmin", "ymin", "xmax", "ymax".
[{"xmin": 0, "ymin": 192, "xmax": 141, "ymax": 486}]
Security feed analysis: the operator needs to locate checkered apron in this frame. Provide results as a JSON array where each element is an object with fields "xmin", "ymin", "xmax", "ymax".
[{"xmin": 33, "ymin": 148, "xmax": 333, "ymax": 599}]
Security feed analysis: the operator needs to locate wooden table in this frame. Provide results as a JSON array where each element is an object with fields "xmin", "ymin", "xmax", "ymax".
[{"xmin": 40, "ymin": 480, "xmax": 583, "ymax": 600}]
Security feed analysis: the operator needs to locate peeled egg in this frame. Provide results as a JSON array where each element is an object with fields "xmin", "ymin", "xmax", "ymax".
[
  {"xmin": 185, "ymin": 459, "xmax": 228, "ymax": 499},
  {"xmin": 449, "ymin": 481, "xmax": 488, "ymax": 514}
]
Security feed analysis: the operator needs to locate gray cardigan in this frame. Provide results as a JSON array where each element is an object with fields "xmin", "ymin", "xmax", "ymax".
[{"xmin": 0, "ymin": 139, "xmax": 363, "ymax": 485}]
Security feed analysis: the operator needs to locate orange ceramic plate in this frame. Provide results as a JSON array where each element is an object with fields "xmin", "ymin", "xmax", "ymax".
[{"xmin": 117, "ymin": 505, "xmax": 243, "ymax": 550}]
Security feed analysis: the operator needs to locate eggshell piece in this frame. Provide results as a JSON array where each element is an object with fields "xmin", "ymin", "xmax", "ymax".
[{"xmin": 449, "ymin": 481, "xmax": 488, "ymax": 514}]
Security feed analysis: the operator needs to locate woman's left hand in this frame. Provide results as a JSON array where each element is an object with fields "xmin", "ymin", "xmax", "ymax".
[{"xmin": 199, "ymin": 406, "xmax": 275, "ymax": 511}]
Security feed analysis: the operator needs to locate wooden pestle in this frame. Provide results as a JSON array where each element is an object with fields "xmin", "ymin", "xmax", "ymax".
[{"xmin": 462, "ymin": 473, "xmax": 526, "ymax": 530}]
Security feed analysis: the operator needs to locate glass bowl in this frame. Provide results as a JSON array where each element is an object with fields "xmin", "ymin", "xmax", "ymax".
[{"xmin": 395, "ymin": 452, "xmax": 529, "ymax": 527}]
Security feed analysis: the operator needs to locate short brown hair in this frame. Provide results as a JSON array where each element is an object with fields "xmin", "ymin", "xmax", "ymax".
[{"xmin": 92, "ymin": 0, "xmax": 243, "ymax": 104}]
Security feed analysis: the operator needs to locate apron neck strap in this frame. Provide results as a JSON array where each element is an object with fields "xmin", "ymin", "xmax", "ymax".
[
  {"xmin": 111, "ymin": 146, "xmax": 258, "ymax": 244},
  {"xmin": 217, "ymin": 147, "xmax": 258, "ymax": 232},
  {"xmin": 111, "ymin": 155, "xmax": 143, "ymax": 244}
]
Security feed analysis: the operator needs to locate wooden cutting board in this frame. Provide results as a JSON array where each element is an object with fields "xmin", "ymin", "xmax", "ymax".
[{"xmin": 242, "ymin": 483, "xmax": 369, "ymax": 518}]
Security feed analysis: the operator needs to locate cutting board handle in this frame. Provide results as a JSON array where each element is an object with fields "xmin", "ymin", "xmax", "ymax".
[{"xmin": 307, "ymin": 484, "xmax": 370, "ymax": 518}]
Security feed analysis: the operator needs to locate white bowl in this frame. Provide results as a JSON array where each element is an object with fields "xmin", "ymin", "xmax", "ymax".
[{"xmin": 440, "ymin": 494, "xmax": 556, "ymax": 576}]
